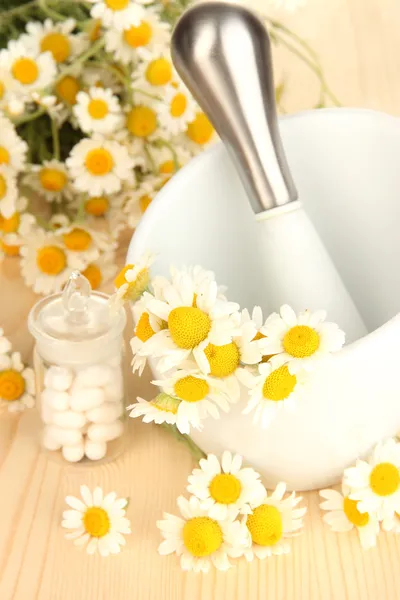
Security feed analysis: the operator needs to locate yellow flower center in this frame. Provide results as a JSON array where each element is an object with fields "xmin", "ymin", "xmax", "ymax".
[
  {"xmin": 262, "ymin": 365, "xmax": 297, "ymax": 402},
  {"xmin": 87, "ymin": 98, "xmax": 109, "ymax": 120},
  {"xmin": 283, "ymin": 325, "xmax": 320, "ymax": 358},
  {"xmin": 12, "ymin": 58, "xmax": 39, "ymax": 85},
  {"xmin": 174, "ymin": 375, "xmax": 209, "ymax": 403},
  {"xmin": 246, "ymin": 504, "xmax": 283, "ymax": 546},
  {"xmin": 40, "ymin": 32, "xmax": 71, "ymax": 63},
  {"xmin": 105, "ymin": 0, "xmax": 129, "ymax": 10},
  {"xmin": 0, "ymin": 146, "xmax": 10, "ymax": 165},
  {"xmin": 343, "ymin": 496, "xmax": 369, "ymax": 527},
  {"xmin": 0, "ymin": 369, "xmax": 25, "ymax": 401},
  {"xmin": 36, "ymin": 245, "xmax": 66, "ymax": 275},
  {"xmin": 135, "ymin": 312, "xmax": 156, "ymax": 342},
  {"xmin": 0, "ymin": 174, "xmax": 7, "ymax": 199},
  {"xmin": 63, "ymin": 228, "xmax": 92, "ymax": 251},
  {"xmin": 0, "ymin": 211, "xmax": 20, "ymax": 234},
  {"xmin": 85, "ymin": 196, "xmax": 109, "ymax": 216},
  {"xmin": 115, "ymin": 264, "xmax": 149, "ymax": 302},
  {"xmin": 114, "ymin": 263, "xmax": 132, "ymax": 288},
  {"xmin": 168, "ymin": 306, "xmax": 211, "ymax": 350},
  {"xmin": 170, "ymin": 92, "xmax": 187, "ymax": 117},
  {"xmin": 39, "ymin": 167, "xmax": 67, "ymax": 192},
  {"xmin": 370, "ymin": 463, "xmax": 400, "ymax": 496},
  {"xmin": 204, "ymin": 342, "xmax": 240, "ymax": 378},
  {"xmin": 145, "ymin": 58, "xmax": 172, "ymax": 86},
  {"xmin": 183, "ymin": 517, "xmax": 223, "ymax": 558},
  {"xmin": 139, "ymin": 194, "xmax": 152, "ymax": 213},
  {"xmin": 55, "ymin": 75, "xmax": 80, "ymax": 105},
  {"xmin": 0, "ymin": 81, "xmax": 4, "ymax": 99},
  {"xmin": 152, "ymin": 392, "xmax": 180, "ymax": 414},
  {"xmin": 186, "ymin": 112, "xmax": 214, "ymax": 145},
  {"xmin": 81, "ymin": 264, "xmax": 102, "ymax": 290},
  {"xmin": 85, "ymin": 148, "xmax": 114, "ymax": 175},
  {"xmin": 123, "ymin": 21, "xmax": 152, "ymax": 48},
  {"xmin": 83, "ymin": 507, "xmax": 110, "ymax": 538},
  {"xmin": 1, "ymin": 240, "xmax": 20, "ymax": 256},
  {"xmin": 209, "ymin": 473, "xmax": 242, "ymax": 505},
  {"xmin": 126, "ymin": 106, "xmax": 157, "ymax": 137},
  {"xmin": 159, "ymin": 160, "xmax": 175, "ymax": 175}
]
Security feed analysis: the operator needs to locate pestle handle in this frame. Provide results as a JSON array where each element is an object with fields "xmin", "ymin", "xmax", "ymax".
[{"xmin": 171, "ymin": 1, "xmax": 298, "ymax": 214}]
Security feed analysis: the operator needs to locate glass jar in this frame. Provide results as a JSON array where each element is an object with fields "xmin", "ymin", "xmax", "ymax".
[{"xmin": 28, "ymin": 271, "xmax": 127, "ymax": 465}]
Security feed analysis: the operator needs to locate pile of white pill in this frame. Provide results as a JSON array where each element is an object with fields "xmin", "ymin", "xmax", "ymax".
[{"xmin": 40, "ymin": 361, "xmax": 124, "ymax": 463}]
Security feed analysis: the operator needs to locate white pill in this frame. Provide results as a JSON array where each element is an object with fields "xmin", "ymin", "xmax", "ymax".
[
  {"xmin": 46, "ymin": 426, "xmax": 82, "ymax": 446},
  {"xmin": 88, "ymin": 421, "xmax": 124, "ymax": 443},
  {"xmin": 62, "ymin": 443, "xmax": 85, "ymax": 463},
  {"xmin": 42, "ymin": 427, "xmax": 61, "ymax": 451},
  {"xmin": 41, "ymin": 403, "xmax": 54, "ymax": 425},
  {"xmin": 69, "ymin": 388, "xmax": 105, "ymax": 412},
  {"xmin": 104, "ymin": 384, "xmax": 123, "ymax": 403},
  {"xmin": 52, "ymin": 410, "xmax": 87, "ymax": 429},
  {"xmin": 84, "ymin": 440, "xmax": 107, "ymax": 461},
  {"xmin": 87, "ymin": 403, "xmax": 123, "ymax": 424},
  {"xmin": 74, "ymin": 365, "xmax": 114, "ymax": 388},
  {"xmin": 41, "ymin": 388, "xmax": 69, "ymax": 411},
  {"xmin": 44, "ymin": 366, "xmax": 73, "ymax": 392}
]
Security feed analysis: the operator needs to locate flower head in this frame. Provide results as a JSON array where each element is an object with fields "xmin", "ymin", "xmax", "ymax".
[
  {"xmin": 62, "ymin": 485, "xmax": 131, "ymax": 556},
  {"xmin": 0, "ymin": 351, "xmax": 35, "ymax": 413},
  {"xmin": 127, "ymin": 393, "xmax": 200, "ymax": 435},
  {"xmin": 74, "ymin": 87, "xmax": 123, "ymax": 135},
  {"xmin": 24, "ymin": 159, "xmax": 73, "ymax": 203},
  {"xmin": 21, "ymin": 18, "xmax": 88, "ymax": 65},
  {"xmin": 112, "ymin": 251, "xmax": 154, "ymax": 307},
  {"xmin": 89, "ymin": 0, "xmax": 146, "ymax": 31},
  {"xmin": 0, "ymin": 196, "xmax": 36, "ymax": 257},
  {"xmin": 1, "ymin": 40, "xmax": 57, "ymax": 98},
  {"xmin": 0, "ymin": 116, "xmax": 28, "ymax": 173}
]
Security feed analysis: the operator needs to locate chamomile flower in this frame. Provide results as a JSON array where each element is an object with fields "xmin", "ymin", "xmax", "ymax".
[
  {"xmin": 0, "ymin": 327, "xmax": 11, "ymax": 355},
  {"xmin": 187, "ymin": 452, "xmax": 266, "ymax": 520},
  {"xmin": 155, "ymin": 83, "xmax": 197, "ymax": 136},
  {"xmin": 243, "ymin": 482, "xmax": 306, "ymax": 560},
  {"xmin": 157, "ymin": 495, "xmax": 249, "ymax": 573},
  {"xmin": 24, "ymin": 159, "xmax": 73, "ymax": 203},
  {"xmin": 58, "ymin": 224, "xmax": 112, "ymax": 269},
  {"xmin": 149, "ymin": 143, "xmax": 190, "ymax": 181},
  {"xmin": 152, "ymin": 367, "xmax": 234, "ymax": 425},
  {"xmin": 128, "ymin": 393, "xmax": 201, "ymax": 434},
  {"xmin": 21, "ymin": 19, "xmax": 88, "ymax": 65},
  {"xmin": 62, "ymin": 485, "xmax": 131, "ymax": 556},
  {"xmin": 0, "ymin": 165, "xmax": 17, "ymax": 218},
  {"xmin": 122, "ymin": 175, "xmax": 161, "ymax": 227},
  {"xmin": 74, "ymin": 87, "xmax": 123, "ymax": 135},
  {"xmin": 80, "ymin": 251, "xmax": 117, "ymax": 291},
  {"xmin": 55, "ymin": 71, "xmax": 82, "ymax": 106},
  {"xmin": 112, "ymin": 251, "xmax": 154, "ymax": 307},
  {"xmin": 89, "ymin": 0, "xmax": 146, "ymax": 31},
  {"xmin": 49, "ymin": 213, "xmax": 70, "ymax": 230},
  {"xmin": 20, "ymin": 229, "xmax": 80, "ymax": 294},
  {"xmin": 343, "ymin": 438, "xmax": 400, "ymax": 522},
  {"xmin": 241, "ymin": 355, "xmax": 307, "ymax": 428},
  {"xmin": 0, "ymin": 352, "xmax": 35, "ymax": 413},
  {"xmin": 0, "ymin": 196, "xmax": 36, "ymax": 253},
  {"xmin": 1, "ymin": 40, "xmax": 57, "ymax": 97},
  {"xmin": 67, "ymin": 136, "xmax": 134, "ymax": 196},
  {"xmin": 143, "ymin": 275, "xmax": 240, "ymax": 373},
  {"xmin": 104, "ymin": 9, "xmax": 170, "ymax": 64},
  {"xmin": 319, "ymin": 485, "xmax": 379, "ymax": 550},
  {"xmin": 133, "ymin": 53, "xmax": 175, "ymax": 90},
  {"xmin": 184, "ymin": 111, "xmax": 217, "ymax": 152},
  {"xmin": 77, "ymin": 190, "xmax": 126, "ymax": 239},
  {"xmin": 0, "ymin": 117, "xmax": 28, "ymax": 173},
  {"xmin": 125, "ymin": 100, "xmax": 160, "ymax": 141},
  {"xmin": 260, "ymin": 305, "xmax": 345, "ymax": 374}
]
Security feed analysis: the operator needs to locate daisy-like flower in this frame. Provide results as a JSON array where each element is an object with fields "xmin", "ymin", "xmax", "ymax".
[
  {"xmin": 0, "ymin": 164, "xmax": 17, "ymax": 218},
  {"xmin": 21, "ymin": 19, "xmax": 88, "ymax": 65},
  {"xmin": 1, "ymin": 40, "xmax": 57, "ymax": 97},
  {"xmin": 0, "ymin": 116, "xmax": 28, "ymax": 173},
  {"xmin": 243, "ymin": 482, "xmax": 306, "ymax": 560},
  {"xmin": 155, "ymin": 83, "xmax": 197, "ymax": 137},
  {"xmin": 104, "ymin": 9, "xmax": 170, "ymax": 64},
  {"xmin": 142, "ymin": 274, "xmax": 240, "ymax": 374},
  {"xmin": 184, "ymin": 111, "xmax": 217, "ymax": 152},
  {"xmin": 319, "ymin": 485, "xmax": 379, "ymax": 550},
  {"xmin": 112, "ymin": 251, "xmax": 154, "ymax": 307},
  {"xmin": 80, "ymin": 251, "xmax": 117, "ymax": 291},
  {"xmin": 74, "ymin": 87, "xmax": 123, "ymax": 135},
  {"xmin": 62, "ymin": 485, "xmax": 131, "ymax": 556},
  {"xmin": 149, "ymin": 143, "xmax": 190, "ymax": 182},
  {"xmin": 122, "ymin": 175, "xmax": 161, "ymax": 228},
  {"xmin": 260, "ymin": 304, "xmax": 345, "ymax": 374},
  {"xmin": 187, "ymin": 452, "xmax": 266, "ymax": 520},
  {"xmin": 0, "ymin": 327, "xmax": 11, "ymax": 355},
  {"xmin": 55, "ymin": 70, "xmax": 82, "ymax": 107},
  {"xmin": 343, "ymin": 438, "xmax": 400, "ymax": 522},
  {"xmin": 152, "ymin": 366, "xmax": 235, "ymax": 425},
  {"xmin": 240, "ymin": 355, "xmax": 307, "ymax": 428},
  {"xmin": 24, "ymin": 159, "xmax": 73, "ymax": 203},
  {"xmin": 124, "ymin": 99, "xmax": 160, "ymax": 141},
  {"xmin": 89, "ymin": 0, "xmax": 145, "ymax": 31},
  {"xmin": 49, "ymin": 213, "xmax": 70, "ymax": 230},
  {"xmin": 58, "ymin": 223, "xmax": 112, "ymax": 270},
  {"xmin": 0, "ymin": 196, "xmax": 36, "ymax": 256},
  {"xmin": 0, "ymin": 351, "xmax": 35, "ymax": 413},
  {"xmin": 133, "ymin": 53, "xmax": 175, "ymax": 90},
  {"xmin": 128, "ymin": 393, "xmax": 202, "ymax": 434},
  {"xmin": 157, "ymin": 495, "xmax": 249, "ymax": 573},
  {"xmin": 67, "ymin": 136, "xmax": 134, "ymax": 196},
  {"xmin": 20, "ymin": 229, "xmax": 81, "ymax": 294}
]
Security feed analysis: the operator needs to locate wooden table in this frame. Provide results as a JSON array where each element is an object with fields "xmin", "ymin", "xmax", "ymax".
[{"xmin": 2, "ymin": 1, "xmax": 400, "ymax": 598}]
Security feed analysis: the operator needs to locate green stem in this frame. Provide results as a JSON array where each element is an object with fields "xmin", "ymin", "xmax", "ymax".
[
  {"xmin": 54, "ymin": 37, "xmax": 105, "ymax": 85},
  {"xmin": 131, "ymin": 87, "xmax": 162, "ymax": 101},
  {"xmin": 75, "ymin": 197, "xmax": 86, "ymax": 222},
  {"xmin": 154, "ymin": 138, "xmax": 179, "ymax": 170},
  {"xmin": 38, "ymin": 0, "xmax": 67, "ymax": 21},
  {"xmin": 1, "ymin": 0, "xmax": 38, "ymax": 19},
  {"xmin": 50, "ymin": 116, "xmax": 60, "ymax": 160},
  {"xmin": 144, "ymin": 144, "xmax": 157, "ymax": 173},
  {"xmin": 35, "ymin": 215, "xmax": 52, "ymax": 230},
  {"xmin": 13, "ymin": 107, "xmax": 46, "ymax": 127},
  {"xmin": 90, "ymin": 60, "xmax": 133, "ymax": 102},
  {"xmin": 160, "ymin": 423, "xmax": 206, "ymax": 463}
]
